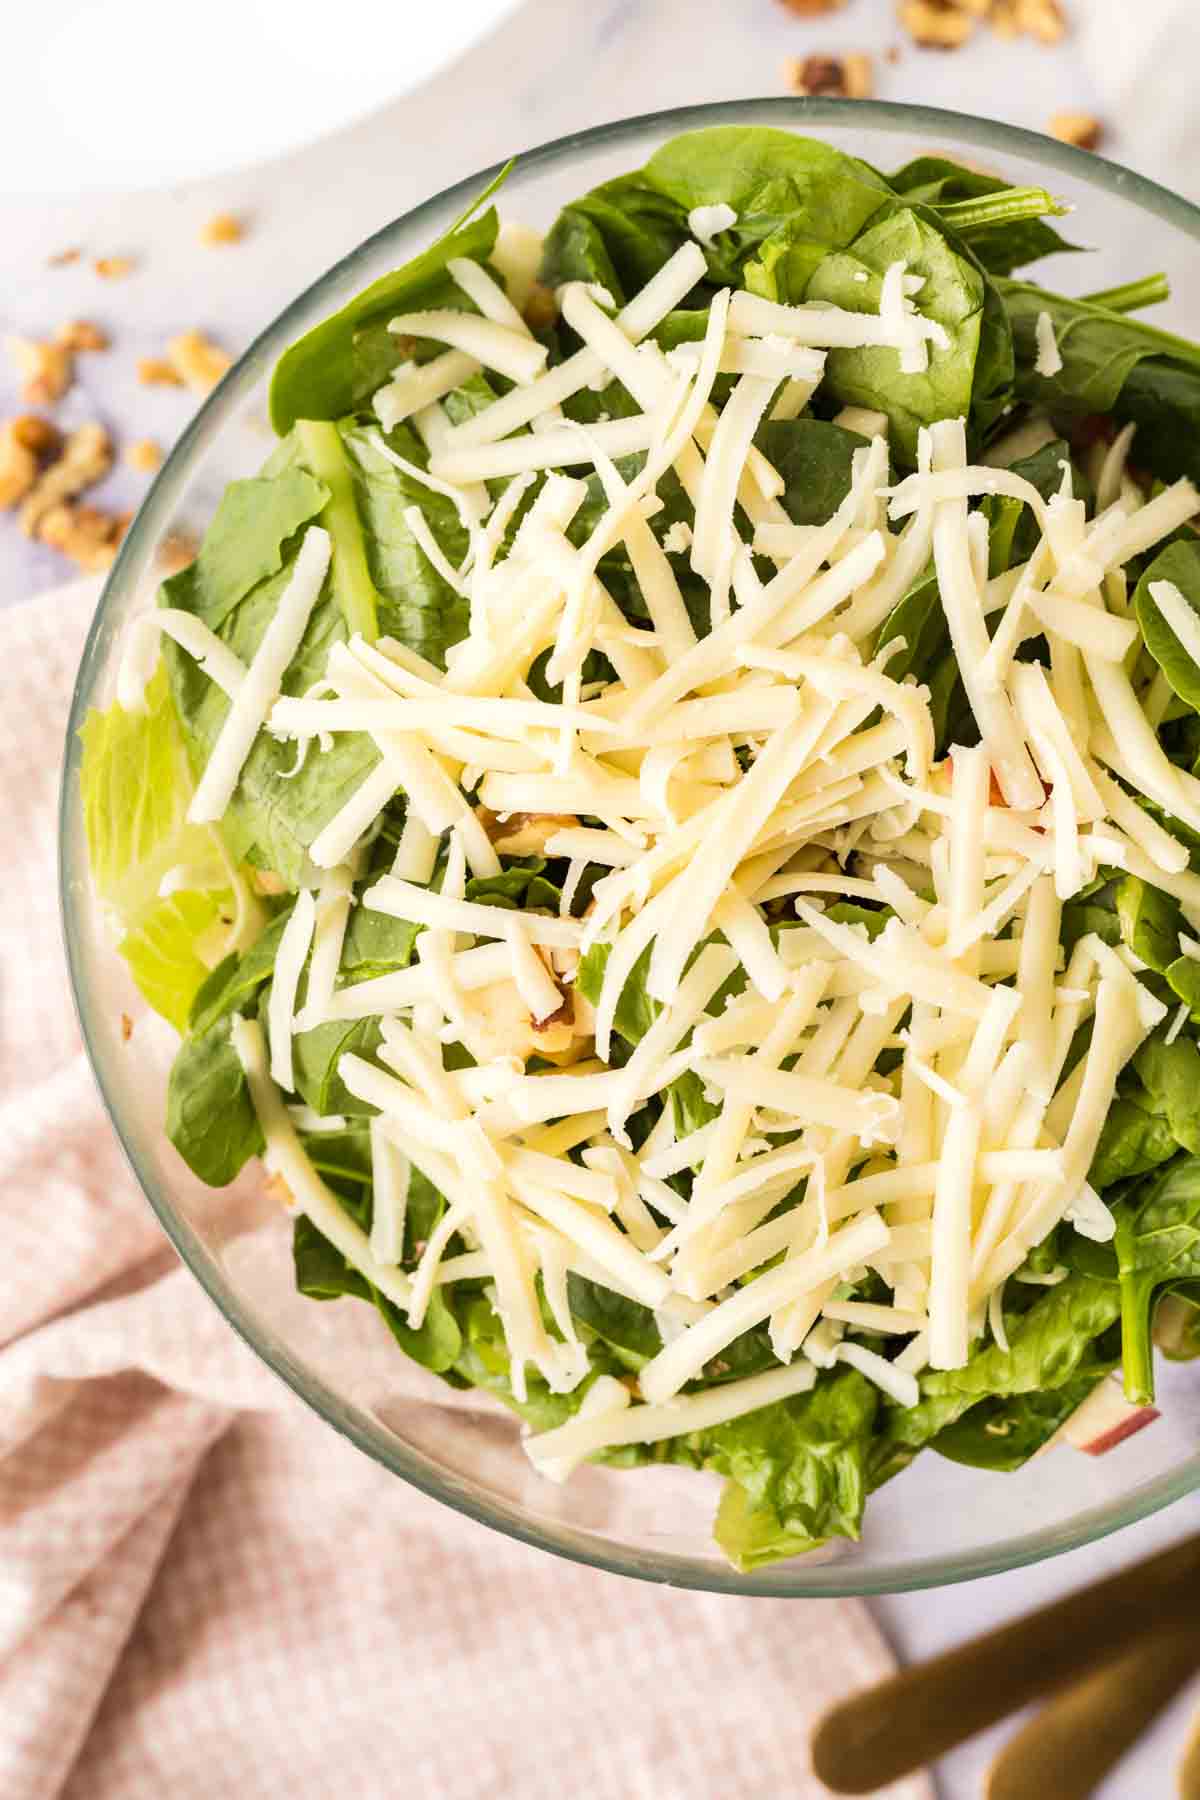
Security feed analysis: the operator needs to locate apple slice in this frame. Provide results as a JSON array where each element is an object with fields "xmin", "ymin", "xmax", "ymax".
[{"xmin": 1059, "ymin": 1373, "xmax": 1161, "ymax": 1457}]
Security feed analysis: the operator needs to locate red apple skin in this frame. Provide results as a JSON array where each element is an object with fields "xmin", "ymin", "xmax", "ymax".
[{"xmin": 1077, "ymin": 1406, "xmax": 1160, "ymax": 1457}]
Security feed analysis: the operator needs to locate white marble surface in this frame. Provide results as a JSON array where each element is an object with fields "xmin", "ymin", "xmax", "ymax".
[{"xmin": 6, "ymin": 2, "xmax": 1200, "ymax": 1793}]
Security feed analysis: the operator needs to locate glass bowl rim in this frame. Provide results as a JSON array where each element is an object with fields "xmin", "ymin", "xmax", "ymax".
[{"xmin": 60, "ymin": 96, "xmax": 1200, "ymax": 1597}]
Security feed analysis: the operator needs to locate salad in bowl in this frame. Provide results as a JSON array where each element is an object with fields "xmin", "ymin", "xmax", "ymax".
[{"xmin": 78, "ymin": 122, "xmax": 1200, "ymax": 1571}]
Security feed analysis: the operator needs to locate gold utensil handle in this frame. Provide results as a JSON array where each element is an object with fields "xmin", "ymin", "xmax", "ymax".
[
  {"xmin": 1178, "ymin": 1697, "xmax": 1200, "ymax": 1799},
  {"xmin": 986, "ymin": 1616, "xmax": 1200, "ymax": 1800},
  {"xmin": 811, "ymin": 1532, "xmax": 1200, "ymax": 1794}
]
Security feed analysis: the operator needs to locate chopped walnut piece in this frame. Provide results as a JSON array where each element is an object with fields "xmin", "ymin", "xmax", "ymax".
[
  {"xmin": 201, "ymin": 212, "xmax": 245, "ymax": 246},
  {"xmin": 785, "ymin": 52, "xmax": 873, "ymax": 96},
  {"xmin": 94, "ymin": 256, "xmax": 135, "ymax": 279},
  {"xmin": 19, "ymin": 422, "xmax": 113, "ymax": 538},
  {"xmin": 166, "ymin": 329, "xmax": 232, "ymax": 393},
  {"xmin": 137, "ymin": 356, "xmax": 185, "ymax": 387},
  {"xmin": 4, "ymin": 335, "xmax": 73, "ymax": 407},
  {"xmin": 522, "ymin": 283, "xmax": 558, "ymax": 334},
  {"xmin": 56, "ymin": 319, "xmax": 109, "ymax": 353},
  {"xmin": 11, "ymin": 415, "xmax": 62, "ymax": 457},
  {"xmin": 0, "ymin": 426, "xmax": 37, "ymax": 510},
  {"xmin": 48, "ymin": 248, "xmax": 80, "ymax": 268},
  {"xmin": 898, "ymin": 0, "xmax": 976, "ymax": 48},
  {"xmin": 775, "ymin": 0, "xmax": 845, "ymax": 12},
  {"xmin": 126, "ymin": 437, "xmax": 164, "ymax": 473},
  {"xmin": 482, "ymin": 810, "xmax": 582, "ymax": 856},
  {"xmin": 37, "ymin": 501, "xmax": 123, "ymax": 572},
  {"xmin": 1049, "ymin": 110, "xmax": 1102, "ymax": 151},
  {"xmin": 0, "ymin": 411, "xmax": 66, "ymax": 508}
]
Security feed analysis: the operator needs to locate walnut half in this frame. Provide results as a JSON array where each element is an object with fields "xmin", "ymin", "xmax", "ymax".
[{"xmin": 785, "ymin": 52, "xmax": 874, "ymax": 97}]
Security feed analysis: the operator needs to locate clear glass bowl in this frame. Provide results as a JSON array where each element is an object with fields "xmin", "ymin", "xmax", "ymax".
[{"xmin": 60, "ymin": 98, "xmax": 1200, "ymax": 1596}]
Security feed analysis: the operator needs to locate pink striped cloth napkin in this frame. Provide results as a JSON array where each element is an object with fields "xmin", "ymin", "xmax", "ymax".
[{"xmin": 0, "ymin": 577, "xmax": 932, "ymax": 1800}]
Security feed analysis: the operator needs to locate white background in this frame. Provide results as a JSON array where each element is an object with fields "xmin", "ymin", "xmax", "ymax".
[{"xmin": 3, "ymin": 3, "xmax": 1197, "ymax": 1793}]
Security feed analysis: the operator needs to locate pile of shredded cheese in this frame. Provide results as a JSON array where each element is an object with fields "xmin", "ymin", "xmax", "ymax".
[{"xmin": 139, "ymin": 230, "xmax": 1200, "ymax": 1482}]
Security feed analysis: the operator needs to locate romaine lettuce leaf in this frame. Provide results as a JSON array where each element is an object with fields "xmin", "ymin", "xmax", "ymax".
[
  {"xmin": 80, "ymin": 665, "xmax": 213, "ymax": 924},
  {"xmin": 119, "ymin": 888, "xmax": 226, "ymax": 1032}
]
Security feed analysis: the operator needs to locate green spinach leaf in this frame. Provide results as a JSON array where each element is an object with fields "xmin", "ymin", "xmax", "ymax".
[
  {"xmin": 1115, "ymin": 1156, "xmax": 1200, "ymax": 1400},
  {"xmin": 806, "ymin": 207, "xmax": 989, "ymax": 463},
  {"xmin": 1133, "ymin": 537, "xmax": 1200, "ymax": 712},
  {"xmin": 930, "ymin": 1366, "xmax": 1112, "ymax": 1472},
  {"xmin": 872, "ymin": 1272, "xmax": 1122, "ymax": 1485},
  {"xmin": 706, "ymin": 1368, "xmax": 879, "ymax": 1572},
  {"xmin": 292, "ymin": 1213, "xmax": 462, "ymax": 1372},
  {"xmin": 887, "ymin": 156, "xmax": 1077, "ymax": 277},
  {"xmin": 166, "ymin": 1014, "xmax": 263, "ymax": 1186},
  {"xmin": 188, "ymin": 907, "xmax": 292, "ymax": 1034},
  {"xmin": 159, "ymin": 467, "xmax": 329, "ymax": 632},
  {"xmin": 755, "ymin": 417, "xmax": 871, "ymax": 526},
  {"xmin": 269, "ymin": 171, "xmax": 506, "ymax": 431},
  {"xmin": 540, "ymin": 126, "xmax": 893, "ymax": 306}
]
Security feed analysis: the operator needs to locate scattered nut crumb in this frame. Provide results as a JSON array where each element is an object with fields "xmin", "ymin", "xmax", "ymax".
[
  {"xmin": 94, "ymin": 256, "xmax": 135, "ymax": 280},
  {"xmin": 775, "ymin": 0, "xmax": 845, "ymax": 13},
  {"xmin": 55, "ymin": 319, "xmax": 109, "ymax": 353},
  {"xmin": 522, "ymin": 283, "xmax": 558, "ymax": 335},
  {"xmin": 19, "ymin": 421, "xmax": 113, "ymax": 538},
  {"xmin": 48, "ymin": 248, "xmax": 80, "ymax": 268},
  {"xmin": 1010, "ymin": 0, "xmax": 1066, "ymax": 42},
  {"xmin": 0, "ymin": 425, "xmax": 38, "ymax": 510},
  {"xmin": 251, "ymin": 868, "xmax": 288, "ymax": 897},
  {"xmin": 265, "ymin": 1172, "xmax": 295, "ymax": 1210},
  {"xmin": 126, "ymin": 438, "xmax": 164, "ymax": 473},
  {"xmin": 120, "ymin": 1013, "xmax": 133, "ymax": 1042},
  {"xmin": 4, "ymin": 336, "xmax": 74, "ymax": 407},
  {"xmin": 137, "ymin": 356, "xmax": 185, "ymax": 388},
  {"xmin": 785, "ymin": 52, "xmax": 874, "ymax": 97},
  {"xmin": 166, "ymin": 329, "xmax": 232, "ymax": 393},
  {"xmin": 157, "ymin": 532, "xmax": 198, "ymax": 575},
  {"xmin": 898, "ymin": 0, "xmax": 976, "ymax": 49},
  {"xmin": 201, "ymin": 212, "xmax": 245, "ymax": 246},
  {"xmin": 1049, "ymin": 110, "xmax": 1103, "ymax": 150}
]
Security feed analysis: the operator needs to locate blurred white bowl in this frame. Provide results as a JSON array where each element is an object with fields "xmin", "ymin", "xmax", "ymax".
[{"xmin": 4, "ymin": 0, "xmax": 521, "ymax": 194}]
